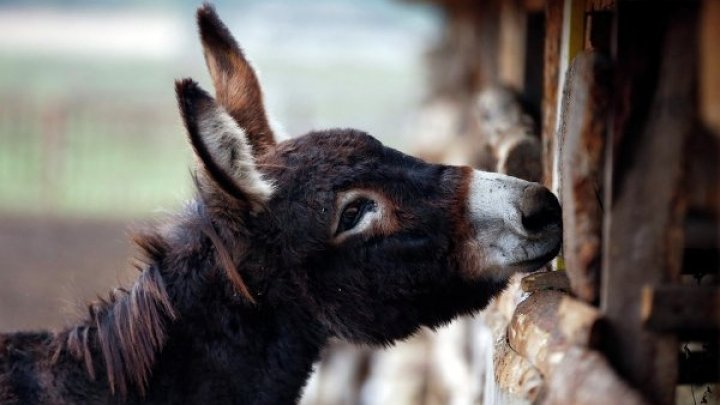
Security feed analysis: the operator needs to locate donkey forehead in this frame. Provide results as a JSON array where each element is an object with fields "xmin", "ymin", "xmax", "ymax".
[
  {"xmin": 273, "ymin": 130, "xmax": 384, "ymax": 164},
  {"xmin": 262, "ymin": 130, "xmax": 431, "ymax": 189}
]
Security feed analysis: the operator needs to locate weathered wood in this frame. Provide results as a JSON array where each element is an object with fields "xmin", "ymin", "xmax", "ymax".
[
  {"xmin": 499, "ymin": 0, "xmax": 528, "ymax": 92},
  {"xmin": 558, "ymin": 51, "xmax": 612, "ymax": 303},
  {"xmin": 473, "ymin": 86, "xmax": 543, "ymax": 182},
  {"xmin": 586, "ymin": 0, "xmax": 614, "ymax": 12},
  {"xmin": 541, "ymin": 0, "xmax": 563, "ymax": 187},
  {"xmin": 520, "ymin": 271, "xmax": 570, "ymax": 293},
  {"xmin": 494, "ymin": 338, "xmax": 545, "ymax": 402},
  {"xmin": 641, "ymin": 285, "xmax": 720, "ymax": 333},
  {"xmin": 601, "ymin": 3, "xmax": 700, "ymax": 403},
  {"xmin": 507, "ymin": 290, "xmax": 602, "ymax": 376},
  {"xmin": 701, "ymin": 0, "xmax": 720, "ymax": 134},
  {"xmin": 685, "ymin": 126, "xmax": 720, "ymax": 218},
  {"xmin": 542, "ymin": 347, "xmax": 649, "ymax": 405}
]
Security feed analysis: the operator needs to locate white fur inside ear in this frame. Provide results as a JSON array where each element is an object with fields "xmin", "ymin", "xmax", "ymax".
[{"xmin": 197, "ymin": 104, "xmax": 275, "ymax": 207}]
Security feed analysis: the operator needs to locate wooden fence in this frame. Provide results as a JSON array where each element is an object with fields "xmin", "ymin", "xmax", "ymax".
[{"xmin": 304, "ymin": 1, "xmax": 719, "ymax": 404}]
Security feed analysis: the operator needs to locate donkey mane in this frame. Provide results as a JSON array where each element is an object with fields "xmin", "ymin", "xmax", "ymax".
[
  {"xmin": 52, "ymin": 200, "xmax": 260, "ymax": 398},
  {"xmin": 54, "ymin": 263, "xmax": 174, "ymax": 397}
]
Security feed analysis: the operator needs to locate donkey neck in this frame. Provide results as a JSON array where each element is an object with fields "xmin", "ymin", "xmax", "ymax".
[
  {"xmin": 141, "ymin": 209, "xmax": 328, "ymax": 403},
  {"xmin": 56, "ymin": 202, "xmax": 328, "ymax": 403}
]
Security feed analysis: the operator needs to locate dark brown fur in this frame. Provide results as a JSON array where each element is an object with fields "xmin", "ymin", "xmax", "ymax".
[{"xmin": 0, "ymin": 4, "xmax": 561, "ymax": 404}]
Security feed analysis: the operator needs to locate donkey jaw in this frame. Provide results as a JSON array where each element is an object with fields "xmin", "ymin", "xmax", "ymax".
[{"xmin": 465, "ymin": 170, "xmax": 562, "ymax": 281}]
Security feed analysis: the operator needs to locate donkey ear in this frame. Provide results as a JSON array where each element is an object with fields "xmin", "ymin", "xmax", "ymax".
[
  {"xmin": 176, "ymin": 78, "xmax": 274, "ymax": 210},
  {"xmin": 196, "ymin": 3, "xmax": 275, "ymax": 156}
]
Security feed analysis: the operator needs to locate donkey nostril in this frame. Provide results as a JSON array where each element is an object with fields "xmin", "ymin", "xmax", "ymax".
[{"xmin": 520, "ymin": 185, "xmax": 561, "ymax": 234}]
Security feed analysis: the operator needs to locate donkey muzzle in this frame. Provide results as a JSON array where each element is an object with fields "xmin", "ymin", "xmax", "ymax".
[{"xmin": 466, "ymin": 170, "xmax": 562, "ymax": 278}]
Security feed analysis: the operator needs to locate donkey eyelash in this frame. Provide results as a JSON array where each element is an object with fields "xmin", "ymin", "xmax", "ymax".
[{"xmin": 335, "ymin": 198, "xmax": 377, "ymax": 236}]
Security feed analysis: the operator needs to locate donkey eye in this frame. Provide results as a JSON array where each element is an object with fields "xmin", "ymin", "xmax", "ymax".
[{"xmin": 336, "ymin": 198, "xmax": 375, "ymax": 235}]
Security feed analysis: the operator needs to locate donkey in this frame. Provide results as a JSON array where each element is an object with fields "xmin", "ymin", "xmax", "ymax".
[{"xmin": 0, "ymin": 5, "xmax": 561, "ymax": 404}]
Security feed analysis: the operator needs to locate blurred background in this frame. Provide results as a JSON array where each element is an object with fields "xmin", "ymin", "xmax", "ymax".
[
  {"xmin": 0, "ymin": 0, "xmax": 441, "ymax": 330},
  {"xmin": 2, "ymin": 1, "xmax": 718, "ymax": 404}
]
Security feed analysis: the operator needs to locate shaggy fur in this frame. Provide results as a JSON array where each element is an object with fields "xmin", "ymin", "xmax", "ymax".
[{"xmin": 0, "ymin": 4, "xmax": 561, "ymax": 404}]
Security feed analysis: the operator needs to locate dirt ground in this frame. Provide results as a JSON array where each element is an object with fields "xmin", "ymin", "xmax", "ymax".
[{"xmin": 0, "ymin": 215, "xmax": 139, "ymax": 332}]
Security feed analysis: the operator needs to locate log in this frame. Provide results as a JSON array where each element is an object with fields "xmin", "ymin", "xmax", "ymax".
[
  {"xmin": 493, "ymin": 337, "xmax": 544, "ymax": 402},
  {"xmin": 473, "ymin": 86, "xmax": 542, "ymax": 182},
  {"xmin": 557, "ymin": 50, "xmax": 612, "ymax": 303},
  {"xmin": 520, "ymin": 271, "xmax": 570, "ymax": 293},
  {"xmin": 542, "ymin": 347, "xmax": 648, "ymax": 405},
  {"xmin": 641, "ymin": 285, "xmax": 720, "ymax": 333},
  {"xmin": 507, "ymin": 290, "xmax": 602, "ymax": 376}
]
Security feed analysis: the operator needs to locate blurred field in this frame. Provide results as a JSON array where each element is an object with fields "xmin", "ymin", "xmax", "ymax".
[
  {"xmin": 0, "ymin": 216, "xmax": 136, "ymax": 330},
  {"xmin": 0, "ymin": 1, "xmax": 439, "ymax": 331}
]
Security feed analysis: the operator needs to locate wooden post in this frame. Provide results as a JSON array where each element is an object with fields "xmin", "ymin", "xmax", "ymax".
[
  {"xmin": 601, "ymin": 2, "xmax": 700, "ymax": 403},
  {"xmin": 701, "ymin": 0, "xmax": 720, "ymax": 135},
  {"xmin": 541, "ymin": 0, "xmax": 563, "ymax": 187},
  {"xmin": 558, "ymin": 51, "xmax": 612, "ymax": 303},
  {"xmin": 499, "ymin": 0, "xmax": 528, "ymax": 92}
]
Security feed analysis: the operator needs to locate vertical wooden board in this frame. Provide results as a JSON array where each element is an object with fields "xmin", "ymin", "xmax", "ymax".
[
  {"xmin": 499, "ymin": 0, "xmax": 528, "ymax": 92},
  {"xmin": 701, "ymin": 0, "xmax": 720, "ymax": 135},
  {"xmin": 601, "ymin": 2, "xmax": 699, "ymax": 404},
  {"xmin": 558, "ymin": 51, "xmax": 612, "ymax": 303},
  {"xmin": 542, "ymin": 0, "xmax": 564, "ymax": 187}
]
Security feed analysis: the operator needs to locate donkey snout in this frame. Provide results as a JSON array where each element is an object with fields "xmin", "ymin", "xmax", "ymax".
[{"xmin": 519, "ymin": 185, "xmax": 561, "ymax": 235}]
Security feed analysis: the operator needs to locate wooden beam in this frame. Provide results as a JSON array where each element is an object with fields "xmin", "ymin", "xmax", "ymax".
[
  {"xmin": 641, "ymin": 285, "xmax": 720, "ymax": 333},
  {"xmin": 541, "ymin": 0, "xmax": 563, "ymax": 187},
  {"xmin": 701, "ymin": 0, "xmax": 720, "ymax": 134},
  {"xmin": 601, "ymin": 2, "xmax": 700, "ymax": 403},
  {"xmin": 558, "ymin": 50, "xmax": 612, "ymax": 303},
  {"xmin": 499, "ymin": 0, "xmax": 528, "ymax": 92},
  {"xmin": 585, "ymin": 0, "xmax": 614, "ymax": 12}
]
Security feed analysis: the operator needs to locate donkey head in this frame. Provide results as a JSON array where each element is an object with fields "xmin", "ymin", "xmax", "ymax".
[{"xmin": 177, "ymin": 5, "xmax": 561, "ymax": 345}]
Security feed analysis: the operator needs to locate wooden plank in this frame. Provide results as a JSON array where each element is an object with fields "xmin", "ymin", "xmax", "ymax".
[
  {"xmin": 558, "ymin": 50, "xmax": 612, "ymax": 303},
  {"xmin": 541, "ymin": 0, "xmax": 564, "ymax": 187},
  {"xmin": 701, "ymin": 0, "xmax": 720, "ymax": 134},
  {"xmin": 566, "ymin": 0, "xmax": 585, "ymax": 65},
  {"xmin": 586, "ymin": 0, "xmax": 614, "ymax": 12},
  {"xmin": 601, "ymin": 2, "xmax": 700, "ymax": 403},
  {"xmin": 641, "ymin": 285, "xmax": 720, "ymax": 333},
  {"xmin": 499, "ymin": 0, "xmax": 528, "ymax": 91}
]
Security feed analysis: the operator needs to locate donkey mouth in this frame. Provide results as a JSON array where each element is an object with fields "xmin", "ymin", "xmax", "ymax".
[{"xmin": 513, "ymin": 242, "xmax": 562, "ymax": 273}]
